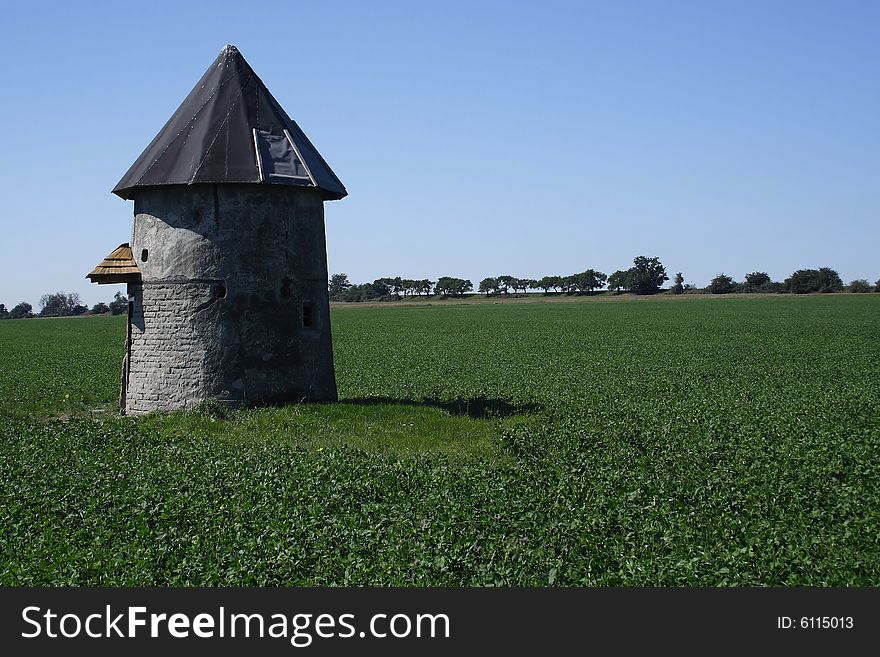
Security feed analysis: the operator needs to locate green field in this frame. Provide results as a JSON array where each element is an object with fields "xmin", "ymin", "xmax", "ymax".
[{"xmin": 1, "ymin": 295, "xmax": 879, "ymax": 585}]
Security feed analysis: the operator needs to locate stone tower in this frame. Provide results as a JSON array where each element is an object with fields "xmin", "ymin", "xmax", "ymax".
[{"xmin": 88, "ymin": 45, "xmax": 346, "ymax": 414}]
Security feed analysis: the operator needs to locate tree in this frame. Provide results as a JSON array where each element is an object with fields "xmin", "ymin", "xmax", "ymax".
[
  {"xmin": 670, "ymin": 272, "xmax": 685, "ymax": 294},
  {"xmin": 848, "ymin": 279, "xmax": 873, "ymax": 293},
  {"xmin": 478, "ymin": 277, "xmax": 498, "ymax": 296},
  {"xmin": 511, "ymin": 278, "xmax": 531, "ymax": 295},
  {"xmin": 496, "ymin": 275, "xmax": 515, "ymax": 295},
  {"xmin": 371, "ymin": 278, "xmax": 393, "ymax": 297},
  {"xmin": 109, "ymin": 292, "xmax": 128, "ymax": 315},
  {"xmin": 9, "ymin": 302, "xmax": 32, "ymax": 319},
  {"xmin": 817, "ymin": 267, "xmax": 843, "ymax": 292},
  {"xmin": 582, "ymin": 269, "xmax": 607, "ymax": 292},
  {"xmin": 536, "ymin": 276, "xmax": 561, "ymax": 293},
  {"xmin": 39, "ymin": 291, "xmax": 81, "ymax": 317},
  {"xmin": 374, "ymin": 277, "xmax": 400, "ymax": 298},
  {"xmin": 607, "ymin": 270, "xmax": 630, "ymax": 292},
  {"xmin": 71, "ymin": 304, "xmax": 88, "ymax": 315},
  {"xmin": 434, "ymin": 277, "xmax": 452, "ymax": 297},
  {"xmin": 0, "ymin": 304, "xmax": 7, "ymax": 319},
  {"xmin": 744, "ymin": 271, "xmax": 771, "ymax": 291},
  {"xmin": 91, "ymin": 302, "xmax": 110, "ymax": 314},
  {"xmin": 784, "ymin": 268, "xmax": 843, "ymax": 294},
  {"xmin": 398, "ymin": 279, "xmax": 431, "ymax": 297},
  {"xmin": 328, "ymin": 273, "xmax": 352, "ymax": 300},
  {"xmin": 627, "ymin": 256, "xmax": 668, "ymax": 295},
  {"xmin": 335, "ymin": 280, "xmax": 393, "ymax": 302},
  {"xmin": 876, "ymin": 279, "xmax": 880, "ymax": 293},
  {"xmin": 709, "ymin": 273, "xmax": 737, "ymax": 294},
  {"xmin": 564, "ymin": 270, "xmax": 604, "ymax": 293},
  {"xmin": 435, "ymin": 277, "xmax": 473, "ymax": 297}
]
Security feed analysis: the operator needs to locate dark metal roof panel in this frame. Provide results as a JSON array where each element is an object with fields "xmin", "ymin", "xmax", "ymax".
[{"xmin": 112, "ymin": 45, "xmax": 347, "ymax": 201}]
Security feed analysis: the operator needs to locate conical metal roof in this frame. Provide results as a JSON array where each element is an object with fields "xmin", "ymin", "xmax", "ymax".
[{"xmin": 113, "ymin": 45, "xmax": 347, "ymax": 201}]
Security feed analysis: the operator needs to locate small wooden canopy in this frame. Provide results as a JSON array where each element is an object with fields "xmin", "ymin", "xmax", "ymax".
[{"xmin": 87, "ymin": 243, "xmax": 141, "ymax": 284}]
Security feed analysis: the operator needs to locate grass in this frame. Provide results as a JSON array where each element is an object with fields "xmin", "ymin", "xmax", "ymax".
[
  {"xmin": 0, "ymin": 314, "xmax": 123, "ymax": 418},
  {"xmin": 1, "ymin": 295, "xmax": 879, "ymax": 585}
]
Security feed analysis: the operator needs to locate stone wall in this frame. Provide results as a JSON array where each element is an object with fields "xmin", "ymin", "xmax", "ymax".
[{"xmin": 123, "ymin": 183, "xmax": 337, "ymax": 414}]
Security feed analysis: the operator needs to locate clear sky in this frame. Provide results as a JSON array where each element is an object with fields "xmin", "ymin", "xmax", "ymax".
[{"xmin": 1, "ymin": 0, "xmax": 878, "ymax": 309}]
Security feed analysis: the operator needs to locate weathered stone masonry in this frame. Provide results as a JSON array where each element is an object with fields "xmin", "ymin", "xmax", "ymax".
[
  {"xmin": 123, "ymin": 184, "xmax": 337, "ymax": 414},
  {"xmin": 125, "ymin": 282, "xmax": 211, "ymax": 413}
]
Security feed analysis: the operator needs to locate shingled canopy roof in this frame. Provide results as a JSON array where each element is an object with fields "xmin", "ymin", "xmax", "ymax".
[
  {"xmin": 112, "ymin": 45, "xmax": 347, "ymax": 201},
  {"xmin": 87, "ymin": 243, "xmax": 141, "ymax": 284}
]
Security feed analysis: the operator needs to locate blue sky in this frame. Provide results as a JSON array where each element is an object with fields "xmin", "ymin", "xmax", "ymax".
[{"xmin": 1, "ymin": 0, "xmax": 878, "ymax": 308}]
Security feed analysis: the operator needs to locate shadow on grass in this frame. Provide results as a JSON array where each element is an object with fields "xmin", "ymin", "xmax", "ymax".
[{"xmin": 341, "ymin": 395, "xmax": 541, "ymax": 419}]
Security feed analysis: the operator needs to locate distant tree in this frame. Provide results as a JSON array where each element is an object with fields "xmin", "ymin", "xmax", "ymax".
[
  {"xmin": 435, "ymin": 277, "xmax": 473, "ymax": 297},
  {"xmin": 71, "ymin": 304, "xmax": 88, "ymax": 316},
  {"xmin": 434, "ymin": 277, "xmax": 451, "ymax": 297},
  {"xmin": 558, "ymin": 275, "xmax": 577, "ymax": 293},
  {"xmin": 329, "ymin": 273, "xmax": 352, "ymax": 300},
  {"xmin": 374, "ymin": 277, "xmax": 400, "ymax": 297},
  {"xmin": 39, "ymin": 292, "xmax": 81, "ymax": 317},
  {"xmin": 402, "ymin": 279, "xmax": 427, "ymax": 297},
  {"xmin": 627, "ymin": 256, "xmax": 668, "ymax": 295},
  {"xmin": 337, "ymin": 280, "xmax": 393, "ymax": 302},
  {"xmin": 876, "ymin": 279, "xmax": 880, "ymax": 293},
  {"xmin": 496, "ymin": 275, "xmax": 515, "ymax": 295},
  {"xmin": 670, "ymin": 272, "xmax": 685, "ymax": 294},
  {"xmin": 0, "ymin": 304, "xmax": 7, "ymax": 319},
  {"xmin": 397, "ymin": 279, "xmax": 432, "ymax": 297},
  {"xmin": 709, "ymin": 273, "xmax": 737, "ymax": 294},
  {"xmin": 585, "ymin": 269, "xmax": 607, "ymax": 292},
  {"xmin": 511, "ymin": 278, "xmax": 531, "ymax": 295},
  {"xmin": 565, "ymin": 270, "xmax": 605, "ymax": 293},
  {"xmin": 536, "ymin": 276, "xmax": 561, "ymax": 293},
  {"xmin": 848, "ymin": 279, "xmax": 873, "ymax": 293},
  {"xmin": 817, "ymin": 267, "xmax": 844, "ymax": 292},
  {"xmin": 478, "ymin": 277, "xmax": 498, "ymax": 296},
  {"xmin": 607, "ymin": 270, "xmax": 630, "ymax": 292},
  {"xmin": 744, "ymin": 271, "xmax": 771, "ymax": 291},
  {"xmin": 371, "ymin": 278, "xmax": 393, "ymax": 297},
  {"xmin": 91, "ymin": 302, "xmax": 110, "ymax": 314},
  {"xmin": 109, "ymin": 292, "xmax": 128, "ymax": 315},
  {"xmin": 9, "ymin": 302, "xmax": 33, "ymax": 319},
  {"xmin": 785, "ymin": 268, "xmax": 843, "ymax": 294},
  {"xmin": 39, "ymin": 293, "xmax": 61, "ymax": 317},
  {"xmin": 785, "ymin": 270, "xmax": 815, "ymax": 294}
]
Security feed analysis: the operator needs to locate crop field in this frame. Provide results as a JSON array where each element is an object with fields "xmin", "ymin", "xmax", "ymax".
[{"xmin": 1, "ymin": 295, "xmax": 879, "ymax": 585}]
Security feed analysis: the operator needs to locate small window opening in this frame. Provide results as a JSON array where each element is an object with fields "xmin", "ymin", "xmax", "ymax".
[
  {"xmin": 141, "ymin": 249, "xmax": 149, "ymax": 262},
  {"xmin": 302, "ymin": 302, "xmax": 315, "ymax": 328},
  {"xmin": 280, "ymin": 278, "xmax": 292, "ymax": 299},
  {"xmin": 213, "ymin": 283, "xmax": 227, "ymax": 299}
]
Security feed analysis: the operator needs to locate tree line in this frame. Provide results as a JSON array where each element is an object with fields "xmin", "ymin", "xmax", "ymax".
[
  {"xmin": 329, "ymin": 257, "xmax": 880, "ymax": 302},
  {"xmin": 0, "ymin": 292, "xmax": 128, "ymax": 320},
  {"xmin": 698, "ymin": 268, "xmax": 880, "ymax": 295},
  {"xmin": 329, "ymin": 274, "xmax": 474, "ymax": 302}
]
